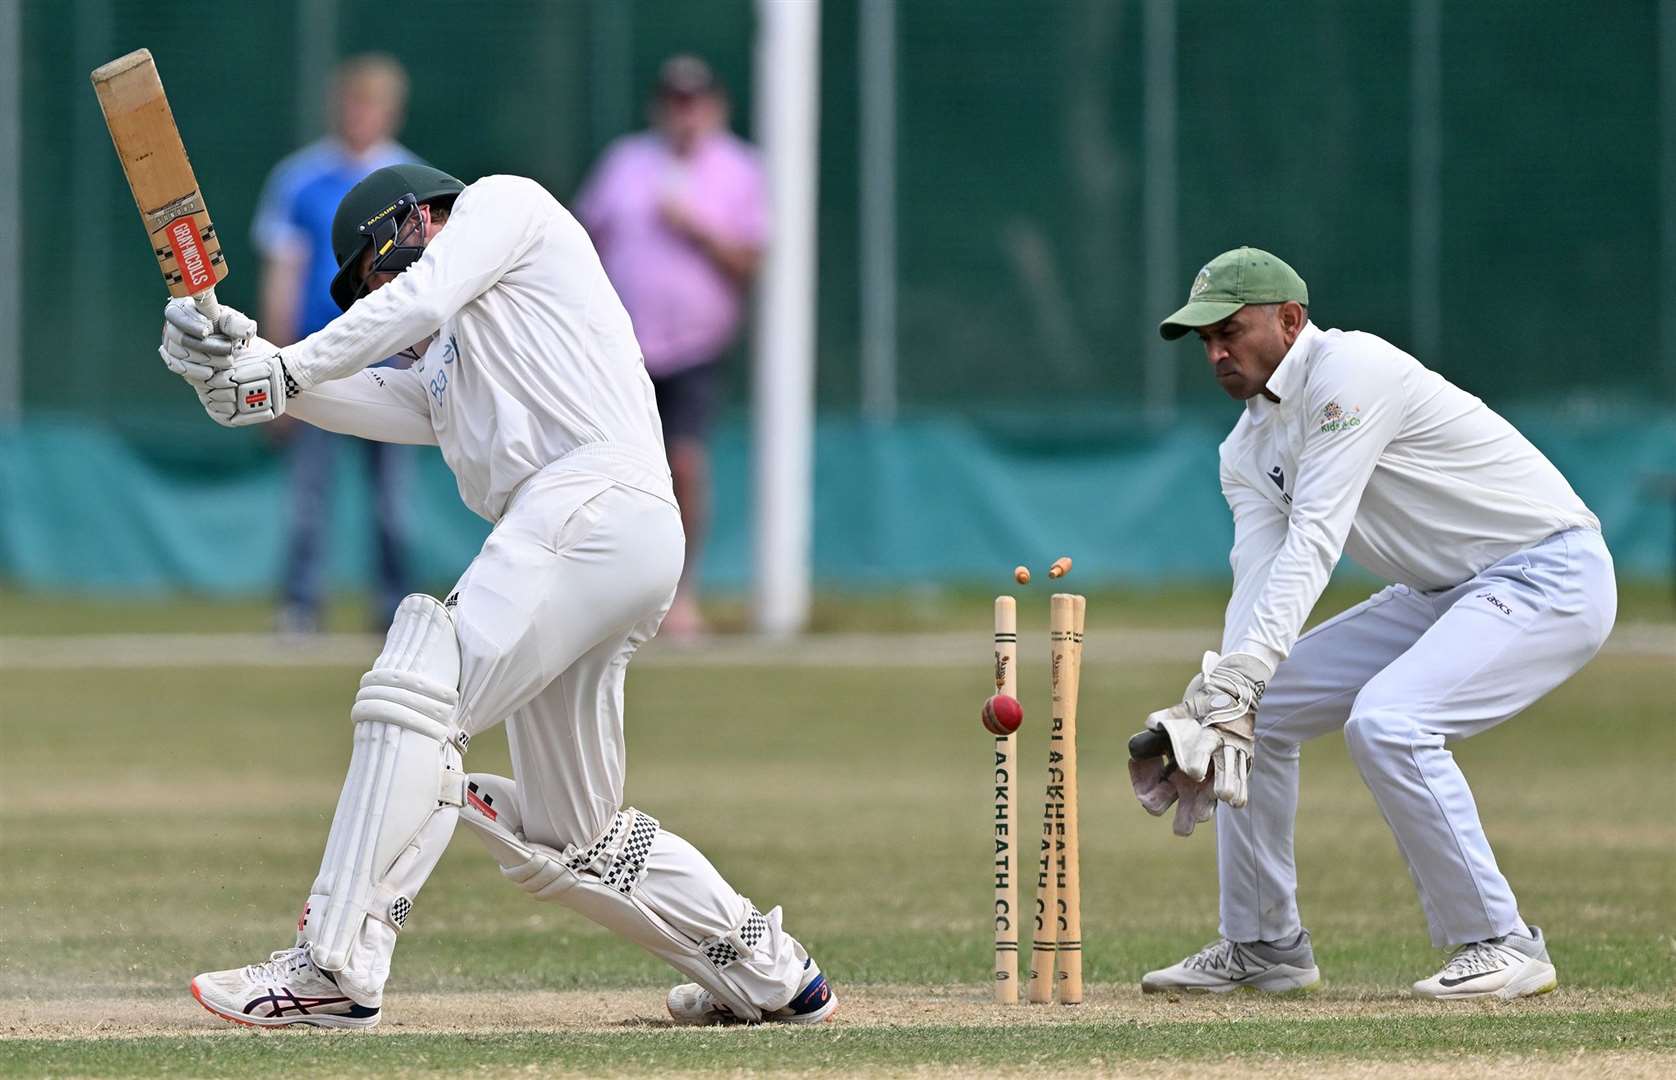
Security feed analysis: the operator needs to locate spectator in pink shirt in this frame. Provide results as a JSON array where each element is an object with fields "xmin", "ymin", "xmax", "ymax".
[{"xmin": 577, "ymin": 55, "xmax": 768, "ymax": 639}]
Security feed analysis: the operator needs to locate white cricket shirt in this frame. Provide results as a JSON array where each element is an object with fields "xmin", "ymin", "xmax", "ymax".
[
  {"xmin": 285, "ymin": 175, "xmax": 673, "ymax": 522},
  {"xmin": 1219, "ymin": 322, "xmax": 1599, "ymax": 668}
]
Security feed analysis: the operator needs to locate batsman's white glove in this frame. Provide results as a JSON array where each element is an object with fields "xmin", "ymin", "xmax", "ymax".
[
  {"xmin": 158, "ymin": 299, "xmax": 292, "ymax": 427},
  {"xmin": 197, "ymin": 341, "xmax": 290, "ymax": 426},
  {"xmin": 159, "ymin": 298, "xmax": 257, "ymax": 379},
  {"xmin": 1128, "ymin": 650, "xmax": 1270, "ymax": 834}
]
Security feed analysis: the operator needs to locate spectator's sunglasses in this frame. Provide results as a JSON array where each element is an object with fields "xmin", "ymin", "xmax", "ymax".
[{"xmin": 352, "ymin": 193, "xmax": 426, "ymax": 301}]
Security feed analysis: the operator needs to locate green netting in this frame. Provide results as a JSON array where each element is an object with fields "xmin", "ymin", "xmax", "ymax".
[
  {"xmin": 3, "ymin": 411, "xmax": 1671, "ymax": 593},
  {"xmin": 14, "ymin": 0, "xmax": 1673, "ymax": 428}
]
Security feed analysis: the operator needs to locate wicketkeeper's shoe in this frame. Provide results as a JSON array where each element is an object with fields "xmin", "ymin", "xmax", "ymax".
[
  {"xmin": 666, "ymin": 957, "xmax": 837, "ymax": 1025},
  {"xmin": 1141, "ymin": 930, "xmax": 1322, "ymax": 994},
  {"xmin": 190, "ymin": 946, "xmax": 381, "ymax": 1029},
  {"xmin": 1411, "ymin": 925, "xmax": 1557, "ymax": 1001}
]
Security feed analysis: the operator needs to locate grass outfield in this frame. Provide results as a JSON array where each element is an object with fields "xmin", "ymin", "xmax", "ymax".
[
  {"xmin": 4, "ymin": 577, "xmax": 1672, "ymax": 635},
  {"xmin": 2, "ymin": 599, "xmax": 1673, "ymax": 1075}
]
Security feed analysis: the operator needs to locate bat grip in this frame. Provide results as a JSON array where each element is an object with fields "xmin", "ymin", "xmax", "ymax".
[{"xmin": 191, "ymin": 286, "xmax": 221, "ymax": 324}]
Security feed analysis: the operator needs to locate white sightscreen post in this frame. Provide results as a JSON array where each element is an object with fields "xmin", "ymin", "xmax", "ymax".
[
  {"xmin": 1141, "ymin": 0, "xmax": 1178, "ymax": 423},
  {"xmin": 1410, "ymin": 0, "xmax": 1442, "ymax": 363},
  {"xmin": 0, "ymin": 0, "xmax": 20, "ymax": 423},
  {"xmin": 295, "ymin": 0, "xmax": 338, "ymax": 143},
  {"xmin": 751, "ymin": 0, "xmax": 821, "ymax": 637},
  {"xmin": 858, "ymin": 0, "xmax": 897, "ymax": 421}
]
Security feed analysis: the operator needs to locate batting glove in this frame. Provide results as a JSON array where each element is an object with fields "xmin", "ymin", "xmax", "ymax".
[
  {"xmin": 194, "ymin": 338, "xmax": 291, "ymax": 427},
  {"xmin": 159, "ymin": 297, "xmax": 257, "ymax": 380}
]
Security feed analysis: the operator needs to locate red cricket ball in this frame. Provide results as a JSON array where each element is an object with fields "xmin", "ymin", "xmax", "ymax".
[{"xmin": 982, "ymin": 694, "xmax": 1024, "ymax": 736}]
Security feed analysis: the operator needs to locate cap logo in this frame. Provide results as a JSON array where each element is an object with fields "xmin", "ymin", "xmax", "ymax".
[{"xmin": 1189, "ymin": 267, "xmax": 1212, "ymax": 299}]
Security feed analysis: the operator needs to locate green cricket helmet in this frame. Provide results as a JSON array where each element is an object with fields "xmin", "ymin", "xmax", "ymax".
[{"xmin": 328, "ymin": 163, "xmax": 466, "ymax": 311}]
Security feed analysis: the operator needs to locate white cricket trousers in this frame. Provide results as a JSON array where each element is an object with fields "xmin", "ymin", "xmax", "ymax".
[
  {"xmin": 345, "ymin": 459, "xmax": 808, "ymax": 1008},
  {"xmin": 1217, "ymin": 528, "xmax": 1616, "ymax": 949}
]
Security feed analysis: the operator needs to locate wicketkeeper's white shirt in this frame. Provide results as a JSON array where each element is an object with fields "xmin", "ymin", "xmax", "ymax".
[
  {"xmin": 284, "ymin": 174, "xmax": 673, "ymax": 522},
  {"xmin": 1220, "ymin": 321, "xmax": 1599, "ymax": 667}
]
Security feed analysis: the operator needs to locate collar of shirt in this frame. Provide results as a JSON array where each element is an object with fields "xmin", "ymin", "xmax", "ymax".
[{"xmin": 1248, "ymin": 320, "xmax": 1320, "ymax": 416}]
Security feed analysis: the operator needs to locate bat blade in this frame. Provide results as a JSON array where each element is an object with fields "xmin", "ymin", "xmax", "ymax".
[{"xmin": 90, "ymin": 48, "xmax": 227, "ymax": 300}]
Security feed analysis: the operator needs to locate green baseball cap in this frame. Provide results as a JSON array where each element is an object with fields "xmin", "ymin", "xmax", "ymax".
[{"xmin": 1158, "ymin": 247, "xmax": 1309, "ymax": 340}]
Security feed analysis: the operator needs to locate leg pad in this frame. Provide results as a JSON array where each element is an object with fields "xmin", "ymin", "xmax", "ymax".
[{"xmin": 303, "ymin": 595, "xmax": 464, "ymax": 1001}]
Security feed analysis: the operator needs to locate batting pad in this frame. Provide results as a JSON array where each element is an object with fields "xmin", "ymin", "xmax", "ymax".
[
  {"xmin": 459, "ymin": 773, "xmax": 788, "ymax": 1020},
  {"xmin": 303, "ymin": 594, "xmax": 466, "ymax": 1001}
]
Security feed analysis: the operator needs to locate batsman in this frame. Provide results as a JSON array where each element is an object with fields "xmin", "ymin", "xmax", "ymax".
[
  {"xmin": 1127, "ymin": 248, "xmax": 1615, "ymax": 1000},
  {"xmin": 159, "ymin": 164, "xmax": 835, "ymax": 1027}
]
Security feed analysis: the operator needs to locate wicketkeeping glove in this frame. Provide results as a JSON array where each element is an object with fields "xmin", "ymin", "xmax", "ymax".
[
  {"xmin": 1127, "ymin": 726, "xmax": 1219, "ymax": 836},
  {"xmin": 1128, "ymin": 651, "xmax": 1270, "ymax": 833}
]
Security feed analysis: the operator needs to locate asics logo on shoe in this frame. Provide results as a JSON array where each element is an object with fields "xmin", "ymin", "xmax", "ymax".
[
  {"xmin": 243, "ymin": 991, "xmax": 373, "ymax": 1018},
  {"xmin": 786, "ymin": 973, "xmax": 831, "ymax": 1015}
]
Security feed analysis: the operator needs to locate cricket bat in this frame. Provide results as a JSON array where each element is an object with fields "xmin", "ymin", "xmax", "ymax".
[{"xmin": 90, "ymin": 48, "xmax": 227, "ymax": 316}]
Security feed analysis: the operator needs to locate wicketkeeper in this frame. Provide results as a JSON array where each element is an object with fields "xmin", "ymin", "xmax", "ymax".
[
  {"xmin": 1127, "ymin": 247, "xmax": 1614, "ymax": 1000},
  {"xmin": 159, "ymin": 163, "xmax": 836, "ymax": 1028}
]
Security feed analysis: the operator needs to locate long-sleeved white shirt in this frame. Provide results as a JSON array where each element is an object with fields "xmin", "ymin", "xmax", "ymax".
[
  {"xmin": 1220, "ymin": 322, "xmax": 1599, "ymax": 668},
  {"xmin": 285, "ymin": 174, "xmax": 673, "ymax": 522}
]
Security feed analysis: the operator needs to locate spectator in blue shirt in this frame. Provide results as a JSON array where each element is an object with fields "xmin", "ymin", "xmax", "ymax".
[{"xmin": 251, "ymin": 54, "xmax": 417, "ymax": 633}]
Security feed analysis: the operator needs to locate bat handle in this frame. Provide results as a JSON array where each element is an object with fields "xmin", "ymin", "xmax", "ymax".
[{"xmin": 191, "ymin": 286, "xmax": 221, "ymax": 324}]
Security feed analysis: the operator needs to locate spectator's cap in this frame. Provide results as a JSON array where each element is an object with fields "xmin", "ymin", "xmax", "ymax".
[
  {"xmin": 329, "ymin": 163, "xmax": 465, "ymax": 311},
  {"xmin": 657, "ymin": 54, "xmax": 718, "ymax": 99},
  {"xmin": 1158, "ymin": 247, "xmax": 1309, "ymax": 340}
]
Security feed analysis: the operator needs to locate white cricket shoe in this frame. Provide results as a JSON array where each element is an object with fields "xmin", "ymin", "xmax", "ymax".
[
  {"xmin": 190, "ymin": 946, "xmax": 381, "ymax": 1029},
  {"xmin": 1141, "ymin": 930, "xmax": 1322, "ymax": 994},
  {"xmin": 667, "ymin": 957, "xmax": 837, "ymax": 1026},
  {"xmin": 1412, "ymin": 926, "xmax": 1557, "ymax": 1001}
]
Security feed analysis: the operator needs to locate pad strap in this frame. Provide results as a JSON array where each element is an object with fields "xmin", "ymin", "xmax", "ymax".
[
  {"xmin": 558, "ymin": 808, "xmax": 660, "ymax": 896},
  {"xmin": 602, "ymin": 809, "xmax": 660, "ymax": 896},
  {"xmin": 564, "ymin": 811, "xmax": 625, "ymax": 873},
  {"xmin": 699, "ymin": 905, "xmax": 769, "ymax": 968}
]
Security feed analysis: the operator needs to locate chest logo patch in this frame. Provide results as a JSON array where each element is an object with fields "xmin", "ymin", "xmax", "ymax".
[
  {"xmin": 428, "ymin": 335, "xmax": 461, "ymax": 406},
  {"xmin": 1318, "ymin": 400, "xmax": 1363, "ymax": 434}
]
